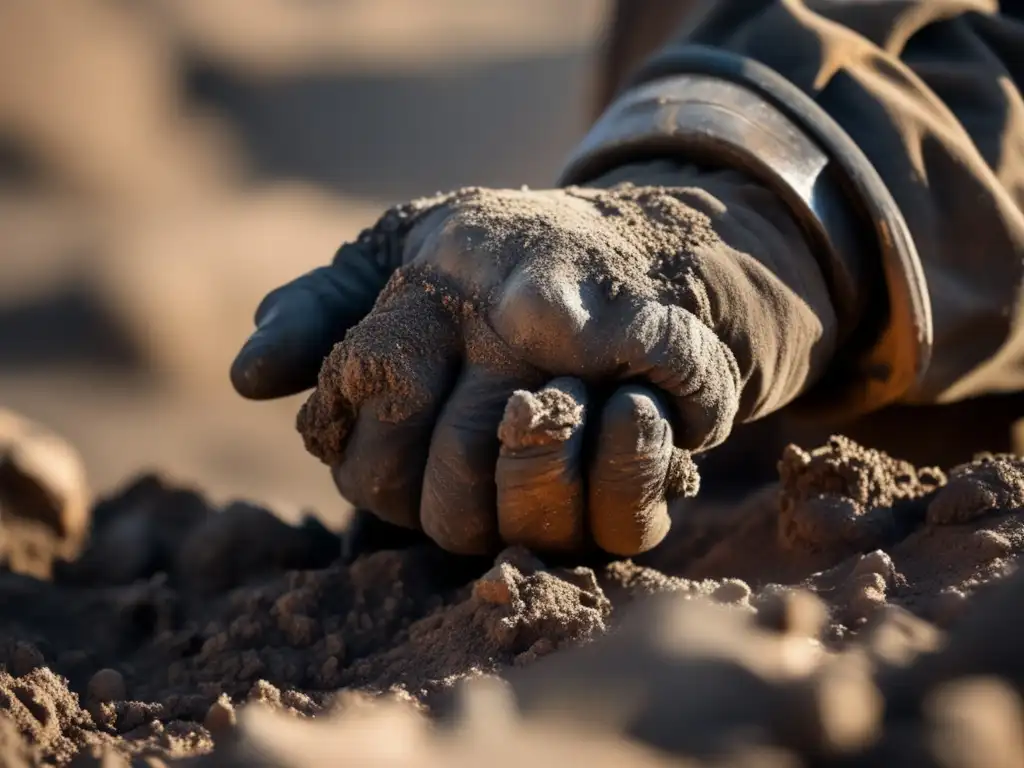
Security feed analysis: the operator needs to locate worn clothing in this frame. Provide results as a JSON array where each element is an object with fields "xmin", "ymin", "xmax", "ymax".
[{"xmin": 584, "ymin": 0, "xmax": 1024, "ymax": 472}]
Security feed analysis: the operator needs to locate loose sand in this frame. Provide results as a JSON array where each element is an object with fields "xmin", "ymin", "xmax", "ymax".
[{"xmin": 2, "ymin": 430, "xmax": 1024, "ymax": 766}]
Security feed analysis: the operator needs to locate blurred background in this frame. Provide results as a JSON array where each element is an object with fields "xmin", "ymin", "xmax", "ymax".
[{"xmin": 0, "ymin": 0, "xmax": 609, "ymax": 523}]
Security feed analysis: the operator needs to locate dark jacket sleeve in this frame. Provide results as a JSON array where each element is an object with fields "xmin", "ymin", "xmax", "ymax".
[{"xmin": 561, "ymin": 0, "xmax": 1024, "ymax": 418}]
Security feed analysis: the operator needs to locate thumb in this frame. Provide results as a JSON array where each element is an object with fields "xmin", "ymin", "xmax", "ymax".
[
  {"xmin": 231, "ymin": 194, "xmax": 454, "ymax": 400},
  {"xmin": 230, "ymin": 243, "xmax": 391, "ymax": 400}
]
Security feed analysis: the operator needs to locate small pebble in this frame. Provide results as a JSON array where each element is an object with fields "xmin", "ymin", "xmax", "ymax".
[
  {"xmin": 10, "ymin": 642, "xmax": 45, "ymax": 677},
  {"xmin": 87, "ymin": 668, "xmax": 126, "ymax": 703}
]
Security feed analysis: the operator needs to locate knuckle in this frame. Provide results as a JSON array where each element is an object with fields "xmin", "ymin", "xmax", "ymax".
[{"xmin": 494, "ymin": 272, "xmax": 590, "ymax": 357}]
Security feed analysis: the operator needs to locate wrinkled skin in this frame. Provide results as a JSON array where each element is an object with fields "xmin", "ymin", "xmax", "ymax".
[{"xmin": 231, "ymin": 165, "xmax": 836, "ymax": 557}]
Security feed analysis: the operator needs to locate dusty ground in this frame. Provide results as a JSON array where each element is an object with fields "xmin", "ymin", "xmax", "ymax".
[
  {"xmin": 5, "ymin": 3, "xmax": 1024, "ymax": 767},
  {"xmin": 2, "ymin": 423, "xmax": 1024, "ymax": 766}
]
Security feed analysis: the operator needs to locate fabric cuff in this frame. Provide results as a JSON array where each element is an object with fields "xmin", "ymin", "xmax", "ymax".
[{"xmin": 557, "ymin": 46, "xmax": 931, "ymax": 419}]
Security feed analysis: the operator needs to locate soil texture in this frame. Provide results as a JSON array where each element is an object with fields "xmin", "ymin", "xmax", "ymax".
[{"xmin": 2, "ymin": 435, "xmax": 1024, "ymax": 766}]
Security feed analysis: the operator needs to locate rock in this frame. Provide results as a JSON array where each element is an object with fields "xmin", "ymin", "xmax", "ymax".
[
  {"xmin": 0, "ymin": 409, "xmax": 89, "ymax": 578},
  {"xmin": 87, "ymin": 668, "xmax": 126, "ymax": 703}
]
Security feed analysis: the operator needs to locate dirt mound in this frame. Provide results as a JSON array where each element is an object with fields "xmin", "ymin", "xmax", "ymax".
[
  {"xmin": 2, "ymin": 435, "xmax": 1024, "ymax": 766},
  {"xmin": 0, "ymin": 409, "xmax": 90, "ymax": 580}
]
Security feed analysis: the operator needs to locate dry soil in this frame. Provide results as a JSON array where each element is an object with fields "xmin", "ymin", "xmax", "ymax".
[{"xmin": 2, "ymin": 433, "xmax": 1024, "ymax": 766}]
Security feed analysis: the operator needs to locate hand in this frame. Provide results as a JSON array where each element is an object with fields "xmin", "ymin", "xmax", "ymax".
[{"xmin": 232, "ymin": 174, "xmax": 837, "ymax": 557}]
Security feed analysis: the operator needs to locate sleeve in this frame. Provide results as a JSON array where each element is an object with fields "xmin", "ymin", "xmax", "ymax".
[{"xmin": 559, "ymin": 0, "xmax": 1024, "ymax": 419}]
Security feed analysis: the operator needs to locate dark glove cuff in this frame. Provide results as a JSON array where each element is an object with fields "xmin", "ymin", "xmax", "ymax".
[{"xmin": 557, "ymin": 45, "xmax": 932, "ymax": 419}]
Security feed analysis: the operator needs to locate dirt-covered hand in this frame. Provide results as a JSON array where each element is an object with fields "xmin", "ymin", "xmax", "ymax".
[{"xmin": 231, "ymin": 174, "xmax": 837, "ymax": 556}]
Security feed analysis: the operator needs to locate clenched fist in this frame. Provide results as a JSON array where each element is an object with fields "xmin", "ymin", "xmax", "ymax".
[{"xmin": 231, "ymin": 165, "xmax": 837, "ymax": 557}]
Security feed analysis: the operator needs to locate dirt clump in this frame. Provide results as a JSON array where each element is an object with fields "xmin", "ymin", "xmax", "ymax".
[
  {"xmin": 671, "ymin": 435, "xmax": 947, "ymax": 587},
  {"xmin": 498, "ymin": 385, "xmax": 584, "ymax": 450},
  {"xmin": 0, "ymin": 409, "xmax": 90, "ymax": 579},
  {"xmin": 2, "ymin": 435, "xmax": 1024, "ymax": 765},
  {"xmin": 777, "ymin": 436, "xmax": 943, "ymax": 554},
  {"xmin": 56, "ymin": 474, "xmax": 340, "ymax": 593}
]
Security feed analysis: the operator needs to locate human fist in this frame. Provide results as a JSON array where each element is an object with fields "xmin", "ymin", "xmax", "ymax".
[{"xmin": 232, "ymin": 173, "xmax": 836, "ymax": 557}]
